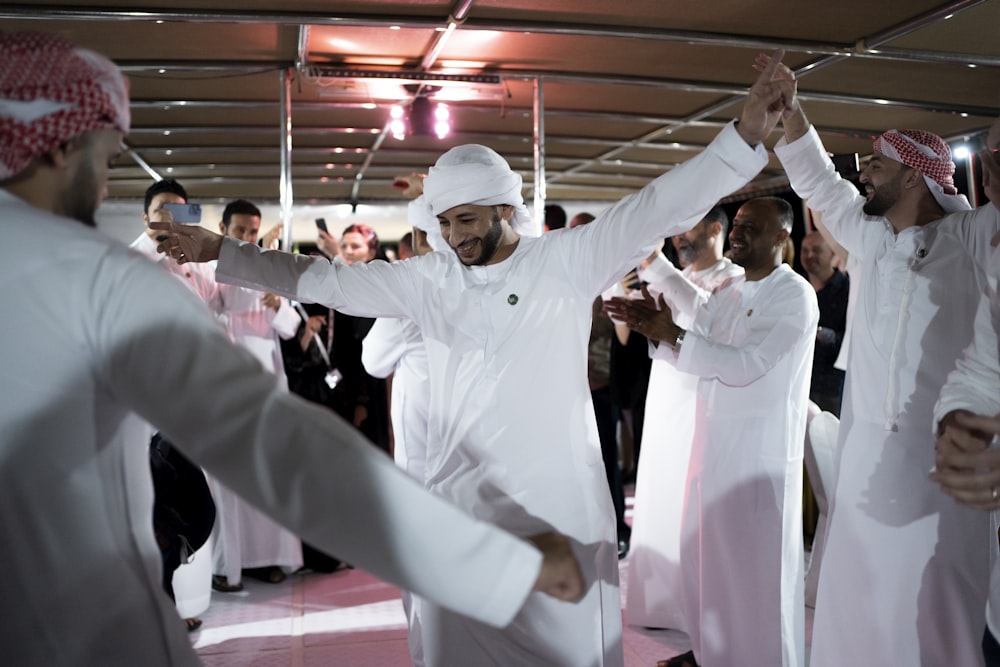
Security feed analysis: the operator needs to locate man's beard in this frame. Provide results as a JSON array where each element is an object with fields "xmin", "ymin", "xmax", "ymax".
[
  {"xmin": 459, "ymin": 211, "xmax": 504, "ymax": 266},
  {"xmin": 862, "ymin": 173, "xmax": 903, "ymax": 217},
  {"xmin": 66, "ymin": 159, "xmax": 99, "ymax": 227},
  {"xmin": 677, "ymin": 242, "xmax": 700, "ymax": 266}
]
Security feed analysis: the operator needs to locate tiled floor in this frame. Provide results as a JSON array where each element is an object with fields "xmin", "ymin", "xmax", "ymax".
[
  {"xmin": 192, "ymin": 560, "xmax": 699, "ymax": 666},
  {"xmin": 192, "ymin": 491, "xmax": 813, "ymax": 666}
]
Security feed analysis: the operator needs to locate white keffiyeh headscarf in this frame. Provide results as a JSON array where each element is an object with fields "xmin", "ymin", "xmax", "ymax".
[
  {"xmin": 407, "ymin": 195, "xmax": 447, "ymax": 252},
  {"xmin": 422, "ymin": 144, "xmax": 540, "ymax": 237}
]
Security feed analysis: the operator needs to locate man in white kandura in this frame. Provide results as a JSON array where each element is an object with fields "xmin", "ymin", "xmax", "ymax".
[
  {"xmin": 158, "ymin": 53, "xmax": 795, "ymax": 666},
  {"xmin": 210, "ymin": 198, "xmax": 303, "ymax": 591},
  {"xmin": 607, "ymin": 196, "xmax": 818, "ymax": 667},
  {"xmin": 624, "ymin": 205, "xmax": 742, "ymax": 633},
  {"xmin": 931, "ymin": 114, "xmax": 1000, "ymax": 667},
  {"xmin": 0, "ymin": 31, "xmax": 586, "ymax": 667},
  {"xmin": 765, "ymin": 55, "xmax": 1000, "ymax": 666},
  {"xmin": 361, "ymin": 197, "xmax": 441, "ymax": 667}
]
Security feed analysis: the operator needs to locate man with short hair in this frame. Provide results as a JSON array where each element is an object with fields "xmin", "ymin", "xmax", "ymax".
[
  {"xmin": 130, "ymin": 178, "xmax": 221, "ymax": 308},
  {"xmin": 764, "ymin": 55, "xmax": 1000, "ymax": 666},
  {"xmin": 157, "ymin": 52, "xmax": 795, "ymax": 666},
  {"xmin": 624, "ymin": 205, "xmax": 743, "ymax": 634},
  {"xmin": 799, "ymin": 230, "xmax": 848, "ymax": 415},
  {"xmin": 397, "ymin": 230, "xmax": 415, "ymax": 260},
  {"xmin": 362, "ymin": 197, "xmax": 441, "ymax": 666},
  {"xmin": 607, "ymin": 196, "xmax": 818, "ymax": 667},
  {"xmin": 544, "ymin": 203, "xmax": 567, "ymax": 231},
  {"xmin": 211, "ymin": 198, "xmax": 304, "ymax": 591},
  {"xmin": 0, "ymin": 31, "xmax": 586, "ymax": 666}
]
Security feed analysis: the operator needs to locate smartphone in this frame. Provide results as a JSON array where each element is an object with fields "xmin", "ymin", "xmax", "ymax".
[
  {"xmin": 162, "ymin": 202, "xmax": 202, "ymax": 224},
  {"xmin": 315, "ymin": 217, "xmax": 329, "ymax": 234}
]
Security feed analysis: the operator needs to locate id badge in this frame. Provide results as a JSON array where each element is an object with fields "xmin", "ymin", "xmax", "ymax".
[{"xmin": 325, "ymin": 368, "xmax": 343, "ymax": 389}]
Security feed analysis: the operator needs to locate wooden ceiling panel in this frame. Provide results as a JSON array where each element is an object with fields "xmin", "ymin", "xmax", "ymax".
[
  {"xmin": 472, "ymin": 0, "xmax": 947, "ymax": 43},
  {"xmin": 801, "ymin": 59, "xmax": 1000, "ymax": 111},
  {"xmin": 0, "ymin": 1, "xmax": 995, "ymax": 212},
  {"xmin": 884, "ymin": 1, "xmax": 1000, "ymax": 55}
]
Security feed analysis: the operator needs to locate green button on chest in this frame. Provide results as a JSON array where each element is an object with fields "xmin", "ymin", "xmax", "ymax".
[{"xmin": 507, "ymin": 294, "xmax": 519, "ymax": 305}]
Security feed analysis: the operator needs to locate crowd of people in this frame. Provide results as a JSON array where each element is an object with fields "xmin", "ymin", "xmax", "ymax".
[{"xmin": 3, "ymin": 30, "xmax": 1000, "ymax": 667}]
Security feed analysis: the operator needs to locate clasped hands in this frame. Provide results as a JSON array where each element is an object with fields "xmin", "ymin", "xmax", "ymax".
[
  {"xmin": 931, "ymin": 410, "xmax": 1000, "ymax": 511},
  {"xmin": 604, "ymin": 284, "xmax": 683, "ymax": 347}
]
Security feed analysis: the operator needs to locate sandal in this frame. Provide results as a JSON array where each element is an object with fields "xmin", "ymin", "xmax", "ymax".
[
  {"xmin": 185, "ymin": 617, "xmax": 203, "ymax": 633},
  {"xmin": 211, "ymin": 575, "xmax": 244, "ymax": 593}
]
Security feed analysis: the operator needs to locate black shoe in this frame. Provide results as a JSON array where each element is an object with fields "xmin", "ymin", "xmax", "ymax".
[
  {"xmin": 617, "ymin": 538, "xmax": 630, "ymax": 560},
  {"xmin": 211, "ymin": 575, "xmax": 243, "ymax": 592},
  {"xmin": 657, "ymin": 650, "xmax": 698, "ymax": 667}
]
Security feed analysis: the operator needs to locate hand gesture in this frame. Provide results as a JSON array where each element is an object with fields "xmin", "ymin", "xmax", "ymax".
[
  {"xmin": 737, "ymin": 48, "xmax": 797, "ymax": 145},
  {"xmin": 930, "ymin": 410, "xmax": 1000, "ymax": 510},
  {"xmin": 604, "ymin": 284, "xmax": 682, "ymax": 345},
  {"xmin": 752, "ymin": 51, "xmax": 809, "ymax": 141},
  {"xmin": 317, "ymin": 229, "xmax": 340, "ymax": 259},
  {"xmin": 619, "ymin": 269, "xmax": 641, "ymax": 293},
  {"xmin": 151, "ymin": 221, "xmax": 225, "ymax": 264},
  {"xmin": 392, "ymin": 172, "xmax": 426, "ymax": 198},
  {"xmin": 262, "ymin": 223, "xmax": 283, "ymax": 250},
  {"xmin": 527, "ymin": 532, "xmax": 585, "ymax": 603},
  {"xmin": 261, "ymin": 292, "xmax": 281, "ymax": 311},
  {"xmin": 305, "ymin": 314, "xmax": 326, "ymax": 334}
]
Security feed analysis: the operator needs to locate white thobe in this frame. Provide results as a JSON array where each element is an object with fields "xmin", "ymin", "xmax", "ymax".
[
  {"xmin": 130, "ymin": 231, "xmax": 222, "ymax": 309},
  {"xmin": 775, "ymin": 126, "xmax": 1000, "ymax": 666},
  {"xmin": 0, "ymin": 189, "xmax": 544, "ymax": 666},
  {"xmin": 216, "ymin": 121, "xmax": 768, "ymax": 666},
  {"xmin": 212, "ymin": 281, "xmax": 304, "ymax": 584},
  {"xmin": 935, "ymin": 242, "xmax": 1000, "ymax": 646},
  {"xmin": 651, "ymin": 265, "xmax": 817, "ymax": 666},
  {"xmin": 131, "ymin": 230, "xmax": 224, "ymax": 609},
  {"xmin": 625, "ymin": 255, "xmax": 742, "ymax": 631},
  {"xmin": 362, "ymin": 316, "xmax": 430, "ymax": 482},
  {"xmin": 362, "ymin": 316, "xmax": 432, "ymax": 666}
]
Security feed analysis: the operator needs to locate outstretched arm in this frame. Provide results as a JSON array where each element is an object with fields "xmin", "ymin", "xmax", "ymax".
[{"xmin": 151, "ymin": 221, "xmax": 224, "ymax": 264}]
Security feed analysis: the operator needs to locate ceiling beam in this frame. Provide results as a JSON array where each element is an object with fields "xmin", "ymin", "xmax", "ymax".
[{"xmin": 3, "ymin": 3, "xmax": 995, "ymax": 67}]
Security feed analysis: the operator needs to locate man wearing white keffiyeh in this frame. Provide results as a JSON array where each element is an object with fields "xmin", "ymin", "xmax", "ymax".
[{"xmin": 155, "ymin": 51, "xmax": 797, "ymax": 666}]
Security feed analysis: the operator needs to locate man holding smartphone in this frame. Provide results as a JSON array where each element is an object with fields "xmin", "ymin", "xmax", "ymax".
[{"xmin": 130, "ymin": 179, "xmax": 222, "ymax": 310}]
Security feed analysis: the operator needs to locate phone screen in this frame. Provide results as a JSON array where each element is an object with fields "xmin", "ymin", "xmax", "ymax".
[
  {"xmin": 315, "ymin": 218, "xmax": 328, "ymax": 234},
  {"xmin": 162, "ymin": 203, "xmax": 202, "ymax": 224}
]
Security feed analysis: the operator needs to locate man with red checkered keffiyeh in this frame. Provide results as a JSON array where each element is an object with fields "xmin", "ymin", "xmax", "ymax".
[{"xmin": 753, "ymin": 54, "xmax": 1000, "ymax": 667}]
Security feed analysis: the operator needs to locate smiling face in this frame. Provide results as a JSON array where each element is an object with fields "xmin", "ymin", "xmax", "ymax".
[
  {"xmin": 221, "ymin": 213, "xmax": 261, "ymax": 243},
  {"xmin": 729, "ymin": 199, "xmax": 787, "ymax": 279},
  {"xmin": 340, "ymin": 231, "xmax": 377, "ymax": 264},
  {"xmin": 860, "ymin": 153, "xmax": 910, "ymax": 217},
  {"xmin": 437, "ymin": 204, "xmax": 511, "ymax": 266},
  {"xmin": 671, "ymin": 218, "xmax": 711, "ymax": 267},
  {"xmin": 799, "ymin": 230, "xmax": 835, "ymax": 278}
]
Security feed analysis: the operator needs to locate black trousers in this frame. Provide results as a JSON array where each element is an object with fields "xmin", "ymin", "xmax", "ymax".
[
  {"xmin": 984, "ymin": 627, "xmax": 1000, "ymax": 667},
  {"xmin": 593, "ymin": 386, "xmax": 629, "ymax": 542}
]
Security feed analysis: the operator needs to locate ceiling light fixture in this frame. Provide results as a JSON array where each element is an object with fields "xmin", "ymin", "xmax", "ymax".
[{"xmin": 389, "ymin": 96, "xmax": 452, "ymax": 141}]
